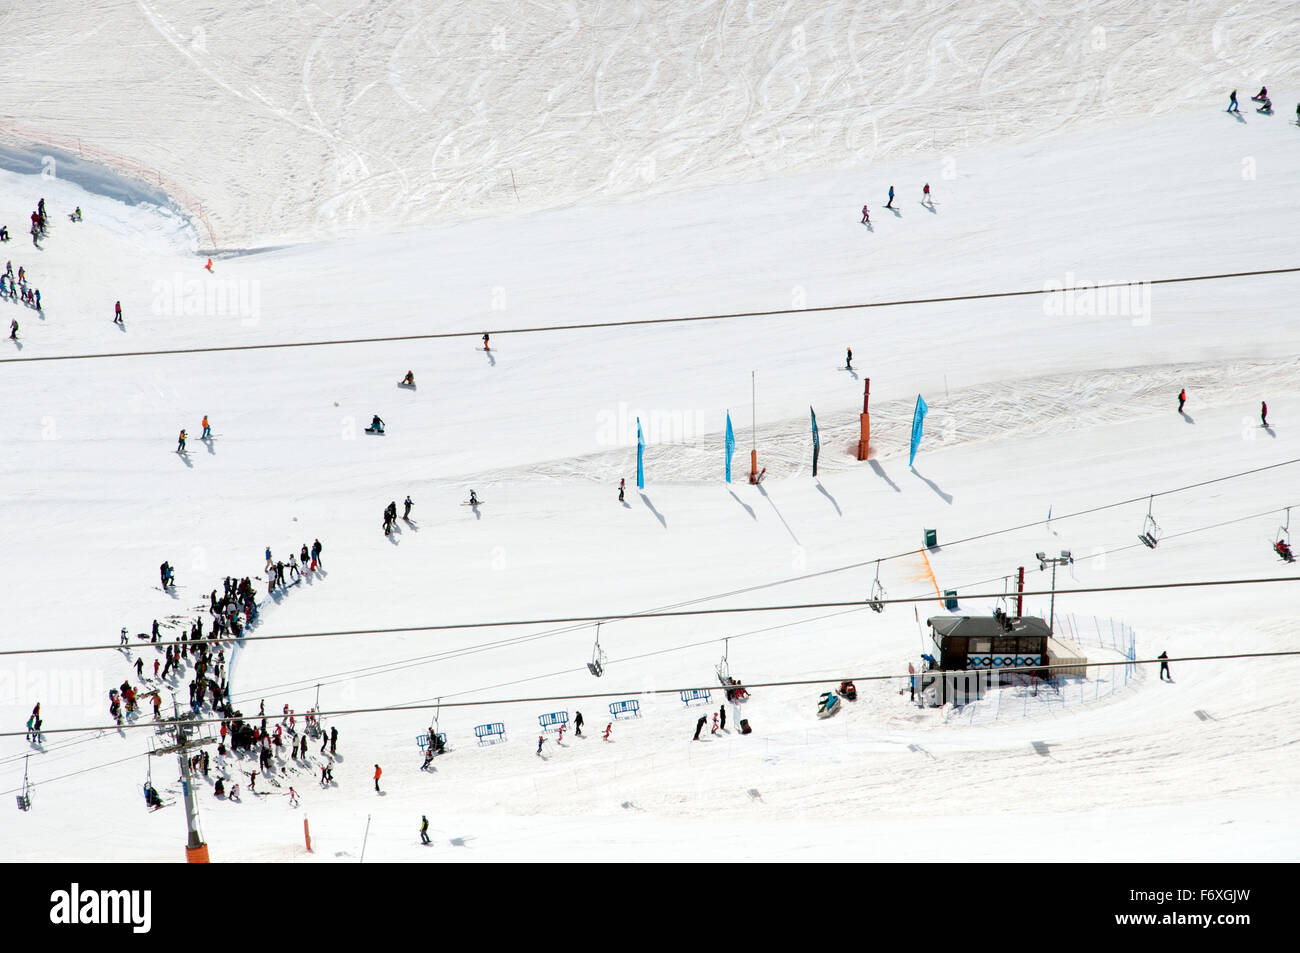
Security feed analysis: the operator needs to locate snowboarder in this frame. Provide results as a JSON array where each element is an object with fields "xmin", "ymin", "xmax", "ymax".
[
  {"xmin": 421, "ymin": 815, "xmax": 431, "ymax": 844},
  {"xmin": 845, "ymin": 346, "xmax": 852, "ymax": 370},
  {"xmin": 1252, "ymin": 86, "xmax": 1268, "ymax": 102},
  {"xmin": 860, "ymin": 204, "xmax": 870, "ymax": 225},
  {"xmin": 1228, "ymin": 89, "xmax": 1239, "ymax": 112},
  {"xmin": 402, "ymin": 370, "xmax": 415, "ymax": 385},
  {"xmin": 71, "ymin": 207, "xmax": 81, "ymax": 222},
  {"xmin": 618, "ymin": 478, "xmax": 625, "ymax": 503},
  {"xmin": 373, "ymin": 764, "xmax": 382, "ymax": 792},
  {"xmin": 403, "ymin": 495, "xmax": 413, "ymax": 519},
  {"xmin": 574, "ymin": 711, "xmax": 584, "ymax": 736},
  {"xmin": 213, "ymin": 778, "xmax": 225, "ymax": 797},
  {"xmin": 482, "ymin": 332, "xmax": 490, "ymax": 351},
  {"xmin": 468, "ymin": 490, "xmax": 480, "ymax": 506},
  {"xmin": 1262, "ymin": 401, "xmax": 1269, "ymax": 427},
  {"xmin": 693, "ymin": 715, "xmax": 707, "ymax": 740},
  {"xmin": 114, "ymin": 301, "xmax": 123, "ymax": 325},
  {"xmin": 177, "ymin": 429, "xmax": 187, "ymax": 453},
  {"xmin": 1158, "ymin": 651, "xmax": 1171, "ymax": 681},
  {"xmin": 368, "ymin": 415, "xmax": 385, "ymax": 434},
  {"xmin": 1177, "ymin": 389, "xmax": 1186, "ymax": 413},
  {"xmin": 201, "ymin": 415, "xmax": 210, "ymax": 439},
  {"xmin": 1257, "ymin": 97, "xmax": 1272, "ymax": 115},
  {"xmin": 923, "ymin": 183, "xmax": 932, "ymax": 205},
  {"xmin": 886, "ymin": 185, "xmax": 895, "ymax": 209}
]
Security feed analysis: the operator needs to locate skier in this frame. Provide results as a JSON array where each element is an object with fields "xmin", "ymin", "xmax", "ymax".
[
  {"xmin": 574, "ymin": 711, "xmax": 584, "ymax": 736},
  {"xmin": 1261, "ymin": 401, "xmax": 1268, "ymax": 427},
  {"xmin": 482, "ymin": 332, "xmax": 490, "ymax": 351},
  {"xmin": 1158, "ymin": 651, "xmax": 1172, "ymax": 682},
  {"xmin": 536, "ymin": 734, "xmax": 546, "ymax": 756},
  {"xmin": 1227, "ymin": 89, "xmax": 1239, "ymax": 112},
  {"xmin": 135, "ymin": 657, "xmax": 144, "ymax": 679},
  {"xmin": 330, "ymin": 725, "xmax": 337, "ymax": 754},
  {"xmin": 201, "ymin": 415, "xmax": 210, "ymax": 439},
  {"xmin": 403, "ymin": 495, "xmax": 413, "ymax": 519},
  {"xmin": 693, "ymin": 714, "xmax": 707, "ymax": 741},
  {"xmin": 177, "ymin": 429, "xmax": 187, "ymax": 453},
  {"xmin": 1177, "ymin": 389, "xmax": 1186, "ymax": 413},
  {"xmin": 313, "ymin": 538, "xmax": 323, "ymax": 568},
  {"xmin": 603, "ymin": 722, "xmax": 612, "ymax": 741},
  {"xmin": 114, "ymin": 301, "xmax": 123, "ymax": 325},
  {"xmin": 618, "ymin": 477, "xmax": 625, "ymax": 503},
  {"xmin": 557, "ymin": 723, "xmax": 565, "ymax": 743},
  {"xmin": 886, "ymin": 185, "xmax": 895, "ymax": 209},
  {"xmin": 468, "ymin": 489, "xmax": 480, "ymax": 506},
  {"xmin": 320, "ymin": 764, "xmax": 333, "ymax": 786},
  {"xmin": 845, "ymin": 346, "xmax": 852, "ymax": 370},
  {"xmin": 288, "ymin": 786, "xmax": 299, "ymax": 806},
  {"xmin": 121, "ymin": 626, "xmax": 129, "ymax": 647},
  {"xmin": 923, "ymin": 182, "xmax": 932, "ymax": 205},
  {"xmin": 8, "ymin": 319, "xmax": 15, "ymax": 340},
  {"xmin": 32, "ymin": 289, "xmax": 39, "ymax": 310},
  {"xmin": 71, "ymin": 207, "xmax": 82, "ymax": 222},
  {"xmin": 421, "ymin": 745, "xmax": 435, "ymax": 770},
  {"xmin": 151, "ymin": 619, "xmax": 160, "ymax": 642},
  {"xmin": 711, "ymin": 711, "xmax": 719, "ymax": 734},
  {"xmin": 421, "ymin": 815, "xmax": 431, "ymax": 845},
  {"xmin": 373, "ymin": 764, "xmax": 382, "ymax": 792},
  {"xmin": 204, "ymin": 258, "xmax": 214, "ymax": 273},
  {"xmin": 860, "ymin": 204, "xmax": 870, "ymax": 225}
]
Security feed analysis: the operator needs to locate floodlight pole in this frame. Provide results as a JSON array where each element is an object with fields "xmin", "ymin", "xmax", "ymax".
[{"xmin": 1035, "ymin": 551, "xmax": 1072, "ymax": 635}]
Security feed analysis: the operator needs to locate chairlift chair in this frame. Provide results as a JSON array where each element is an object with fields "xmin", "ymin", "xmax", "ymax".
[
  {"xmin": 715, "ymin": 638, "xmax": 731, "ymax": 684},
  {"xmin": 867, "ymin": 560, "xmax": 886, "ymax": 613},
  {"xmin": 1138, "ymin": 495, "xmax": 1162, "ymax": 548},
  {"xmin": 1275, "ymin": 507, "xmax": 1295, "ymax": 562},
  {"xmin": 587, "ymin": 624, "xmax": 606, "ymax": 677}
]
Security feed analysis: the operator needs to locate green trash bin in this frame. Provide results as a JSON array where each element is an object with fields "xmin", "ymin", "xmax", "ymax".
[
  {"xmin": 944, "ymin": 590, "xmax": 958, "ymax": 610},
  {"xmin": 925, "ymin": 528, "xmax": 938, "ymax": 549}
]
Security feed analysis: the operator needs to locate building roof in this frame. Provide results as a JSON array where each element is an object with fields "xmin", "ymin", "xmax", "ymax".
[{"xmin": 926, "ymin": 615, "xmax": 1052, "ymax": 639}]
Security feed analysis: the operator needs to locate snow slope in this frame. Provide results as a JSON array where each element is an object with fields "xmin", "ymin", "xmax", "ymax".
[
  {"xmin": 2, "ymin": 9, "xmax": 1300, "ymax": 863},
  {"xmin": 2, "ymin": 0, "xmax": 1297, "ymax": 246}
]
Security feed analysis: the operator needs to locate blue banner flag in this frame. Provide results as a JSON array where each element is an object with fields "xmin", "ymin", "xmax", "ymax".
[
  {"xmin": 908, "ymin": 395, "xmax": 928, "ymax": 467},
  {"xmin": 725, "ymin": 412, "xmax": 735, "ymax": 483},
  {"xmin": 636, "ymin": 417, "xmax": 645, "ymax": 489},
  {"xmin": 810, "ymin": 407, "xmax": 820, "ymax": 477}
]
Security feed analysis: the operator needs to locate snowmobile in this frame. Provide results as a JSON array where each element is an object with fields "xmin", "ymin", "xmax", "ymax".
[
  {"xmin": 817, "ymin": 691, "xmax": 841, "ymax": 719},
  {"xmin": 839, "ymin": 680, "xmax": 857, "ymax": 701}
]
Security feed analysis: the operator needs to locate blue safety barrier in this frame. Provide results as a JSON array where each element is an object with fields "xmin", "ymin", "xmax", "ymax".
[
  {"xmin": 609, "ymin": 699, "xmax": 641, "ymax": 719},
  {"xmin": 679, "ymin": 689, "xmax": 711, "ymax": 706},
  {"xmin": 473, "ymin": 723, "xmax": 507, "ymax": 745}
]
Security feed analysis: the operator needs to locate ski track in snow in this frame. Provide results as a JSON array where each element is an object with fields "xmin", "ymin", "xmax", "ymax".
[{"xmin": 2, "ymin": 1, "xmax": 1298, "ymax": 246}]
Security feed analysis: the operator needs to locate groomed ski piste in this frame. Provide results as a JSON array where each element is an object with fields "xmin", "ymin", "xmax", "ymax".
[{"xmin": 1, "ymin": 1, "xmax": 1299, "ymax": 863}]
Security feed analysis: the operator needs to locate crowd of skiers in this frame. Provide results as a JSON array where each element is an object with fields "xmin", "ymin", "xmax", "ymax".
[{"xmin": 1, "ymin": 260, "xmax": 41, "ymax": 319}]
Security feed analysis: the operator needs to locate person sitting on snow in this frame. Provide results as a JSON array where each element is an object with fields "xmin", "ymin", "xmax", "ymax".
[
  {"xmin": 402, "ymin": 370, "xmax": 415, "ymax": 385},
  {"xmin": 369, "ymin": 415, "xmax": 384, "ymax": 433}
]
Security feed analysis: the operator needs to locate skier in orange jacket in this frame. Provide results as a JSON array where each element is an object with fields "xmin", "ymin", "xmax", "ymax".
[{"xmin": 373, "ymin": 764, "xmax": 382, "ymax": 792}]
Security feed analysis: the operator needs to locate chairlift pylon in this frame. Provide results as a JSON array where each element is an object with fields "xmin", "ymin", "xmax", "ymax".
[
  {"xmin": 868, "ymin": 560, "xmax": 886, "ymax": 613},
  {"xmin": 587, "ymin": 623, "xmax": 606, "ymax": 677},
  {"xmin": 1138, "ymin": 495, "xmax": 1162, "ymax": 549}
]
